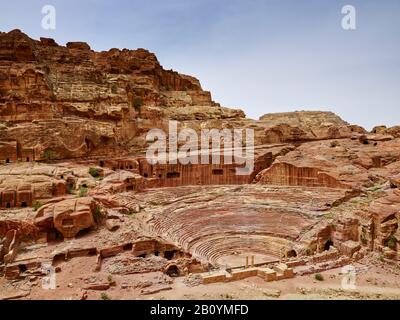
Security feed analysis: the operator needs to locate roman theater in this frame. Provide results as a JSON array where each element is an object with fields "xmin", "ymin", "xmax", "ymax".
[{"xmin": 1, "ymin": 29, "xmax": 400, "ymax": 300}]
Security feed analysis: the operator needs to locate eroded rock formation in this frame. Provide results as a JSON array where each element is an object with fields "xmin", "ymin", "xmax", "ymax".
[{"xmin": 0, "ymin": 30, "xmax": 400, "ymax": 300}]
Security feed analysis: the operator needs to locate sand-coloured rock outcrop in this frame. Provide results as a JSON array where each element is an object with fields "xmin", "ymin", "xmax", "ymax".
[{"xmin": 34, "ymin": 197, "xmax": 96, "ymax": 238}]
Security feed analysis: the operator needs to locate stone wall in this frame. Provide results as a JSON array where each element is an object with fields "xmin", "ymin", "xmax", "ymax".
[{"xmin": 257, "ymin": 162, "xmax": 350, "ymax": 189}]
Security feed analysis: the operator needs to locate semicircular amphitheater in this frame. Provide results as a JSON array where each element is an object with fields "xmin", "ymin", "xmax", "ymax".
[{"xmin": 122, "ymin": 184, "xmax": 351, "ymax": 268}]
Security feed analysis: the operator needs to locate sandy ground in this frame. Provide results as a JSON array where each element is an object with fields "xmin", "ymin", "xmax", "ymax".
[{"xmin": 2, "ymin": 256, "xmax": 400, "ymax": 300}]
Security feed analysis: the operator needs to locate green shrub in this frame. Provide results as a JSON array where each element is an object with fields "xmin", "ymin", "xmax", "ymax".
[
  {"xmin": 43, "ymin": 149, "xmax": 56, "ymax": 161},
  {"xmin": 324, "ymin": 212, "xmax": 333, "ymax": 219},
  {"xmin": 79, "ymin": 186, "xmax": 88, "ymax": 197},
  {"xmin": 107, "ymin": 275, "xmax": 113, "ymax": 283},
  {"xmin": 89, "ymin": 167, "xmax": 99, "ymax": 178},
  {"xmin": 66, "ymin": 185, "xmax": 74, "ymax": 195},
  {"xmin": 315, "ymin": 273, "xmax": 324, "ymax": 281},
  {"xmin": 360, "ymin": 233, "xmax": 368, "ymax": 245},
  {"xmin": 386, "ymin": 235, "xmax": 397, "ymax": 250},
  {"xmin": 101, "ymin": 293, "xmax": 111, "ymax": 300},
  {"xmin": 370, "ymin": 185, "xmax": 382, "ymax": 192},
  {"xmin": 330, "ymin": 141, "xmax": 340, "ymax": 148},
  {"xmin": 93, "ymin": 206, "xmax": 103, "ymax": 223},
  {"xmin": 32, "ymin": 201, "xmax": 43, "ymax": 211}
]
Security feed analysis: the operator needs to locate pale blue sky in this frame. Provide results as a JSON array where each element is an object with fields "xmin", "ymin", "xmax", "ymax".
[{"xmin": 1, "ymin": 0, "xmax": 399, "ymax": 129}]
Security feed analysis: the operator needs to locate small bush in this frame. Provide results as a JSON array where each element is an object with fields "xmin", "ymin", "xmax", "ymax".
[
  {"xmin": 32, "ymin": 201, "xmax": 43, "ymax": 211},
  {"xmin": 101, "ymin": 293, "xmax": 111, "ymax": 300},
  {"xmin": 386, "ymin": 235, "xmax": 397, "ymax": 250},
  {"xmin": 89, "ymin": 167, "xmax": 99, "ymax": 178},
  {"xmin": 330, "ymin": 141, "xmax": 340, "ymax": 148},
  {"xmin": 107, "ymin": 275, "xmax": 113, "ymax": 283},
  {"xmin": 315, "ymin": 273, "xmax": 324, "ymax": 281},
  {"xmin": 360, "ymin": 233, "xmax": 368, "ymax": 245},
  {"xmin": 66, "ymin": 185, "xmax": 74, "ymax": 195},
  {"xmin": 93, "ymin": 206, "xmax": 103, "ymax": 223},
  {"xmin": 79, "ymin": 186, "xmax": 88, "ymax": 197},
  {"xmin": 370, "ymin": 185, "xmax": 382, "ymax": 192},
  {"xmin": 43, "ymin": 149, "xmax": 56, "ymax": 161},
  {"xmin": 221, "ymin": 293, "xmax": 233, "ymax": 300},
  {"xmin": 324, "ymin": 212, "xmax": 333, "ymax": 219}
]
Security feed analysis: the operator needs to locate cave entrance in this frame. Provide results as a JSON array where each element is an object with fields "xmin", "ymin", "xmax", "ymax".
[
  {"xmin": 18, "ymin": 264, "xmax": 27, "ymax": 273},
  {"xmin": 53, "ymin": 253, "xmax": 66, "ymax": 266},
  {"xmin": 324, "ymin": 240, "xmax": 333, "ymax": 251},
  {"xmin": 99, "ymin": 160, "xmax": 104, "ymax": 167},
  {"xmin": 212, "ymin": 169, "xmax": 224, "ymax": 175},
  {"xmin": 166, "ymin": 172, "xmax": 180, "ymax": 179},
  {"xmin": 88, "ymin": 248, "xmax": 97, "ymax": 256},
  {"xmin": 287, "ymin": 249, "xmax": 297, "ymax": 258},
  {"xmin": 165, "ymin": 265, "xmax": 179, "ymax": 277},
  {"xmin": 164, "ymin": 250, "xmax": 176, "ymax": 260},
  {"xmin": 76, "ymin": 228, "xmax": 91, "ymax": 239},
  {"xmin": 6, "ymin": 158, "xmax": 9, "ymax": 163},
  {"xmin": 47, "ymin": 229, "xmax": 64, "ymax": 243},
  {"xmin": 85, "ymin": 138, "xmax": 94, "ymax": 152},
  {"xmin": 6, "ymin": 202, "xmax": 11, "ymax": 208},
  {"xmin": 20, "ymin": 201, "xmax": 27, "ymax": 208},
  {"xmin": 123, "ymin": 243, "xmax": 132, "ymax": 251}
]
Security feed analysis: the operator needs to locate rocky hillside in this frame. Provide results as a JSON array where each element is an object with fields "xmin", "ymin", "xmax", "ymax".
[{"xmin": 0, "ymin": 29, "xmax": 244, "ymax": 161}]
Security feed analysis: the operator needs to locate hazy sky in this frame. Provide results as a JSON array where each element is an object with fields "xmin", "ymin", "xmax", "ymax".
[{"xmin": 1, "ymin": 0, "xmax": 399, "ymax": 129}]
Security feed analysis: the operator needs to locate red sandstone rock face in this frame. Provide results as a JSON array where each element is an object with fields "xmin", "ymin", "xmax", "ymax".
[
  {"xmin": 2, "ymin": 31, "xmax": 400, "ymax": 299},
  {"xmin": 34, "ymin": 197, "xmax": 95, "ymax": 238},
  {"xmin": 94, "ymin": 171, "xmax": 145, "ymax": 194},
  {"xmin": 259, "ymin": 111, "xmax": 349, "ymax": 126},
  {"xmin": 360, "ymin": 188, "xmax": 400, "ymax": 259},
  {"xmin": 115, "ymin": 185, "xmax": 351, "ymax": 267},
  {"xmin": 0, "ymin": 220, "xmax": 38, "ymax": 240},
  {"xmin": 259, "ymin": 111, "xmax": 366, "ymax": 143},
  {"xmin": 0, "ymin": 164, "xmax": 67, "ymax": 208},
  {"xmin": 256, "ymin": 137, "xmax": 400, "ymax": 189},
  {"xmin": 0, "ymin": 29, "xmax": 245, "ymax": 161}
]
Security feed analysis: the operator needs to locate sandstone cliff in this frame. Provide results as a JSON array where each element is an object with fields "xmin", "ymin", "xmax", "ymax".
[{"xmin": 0, "ymin": 29, "xmax": 244, "ymax": 161}]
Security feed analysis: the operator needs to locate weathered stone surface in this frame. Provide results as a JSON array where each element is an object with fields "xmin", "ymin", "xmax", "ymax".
[
  {"xmin": 1, "ymin": 30, "xmax": 400, "ymax": 300},
  {"xmin": 128, "ymin": 185, "xmax": 352, "ymax": 266},
  {"xmin": 259, "ymin": 111, "xmax": 349, "ymax": 127},
  {"xmin": 359, "ymin": 188, "xmax": 400, "ymax": 259},
  {"xmin": 256, "ymin": 137, "xmax": 400, "ymax": 189},
  {"xmin": 0, "ymin": 164, "xmax": 67, "ymax": 208},
  {"xmin": 34, "ymin": 197, "xmax": 95, "ymax": 238},
  {"xmin": 0, "ymin": 30, "xmax": 244, "ymax": 161}
]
